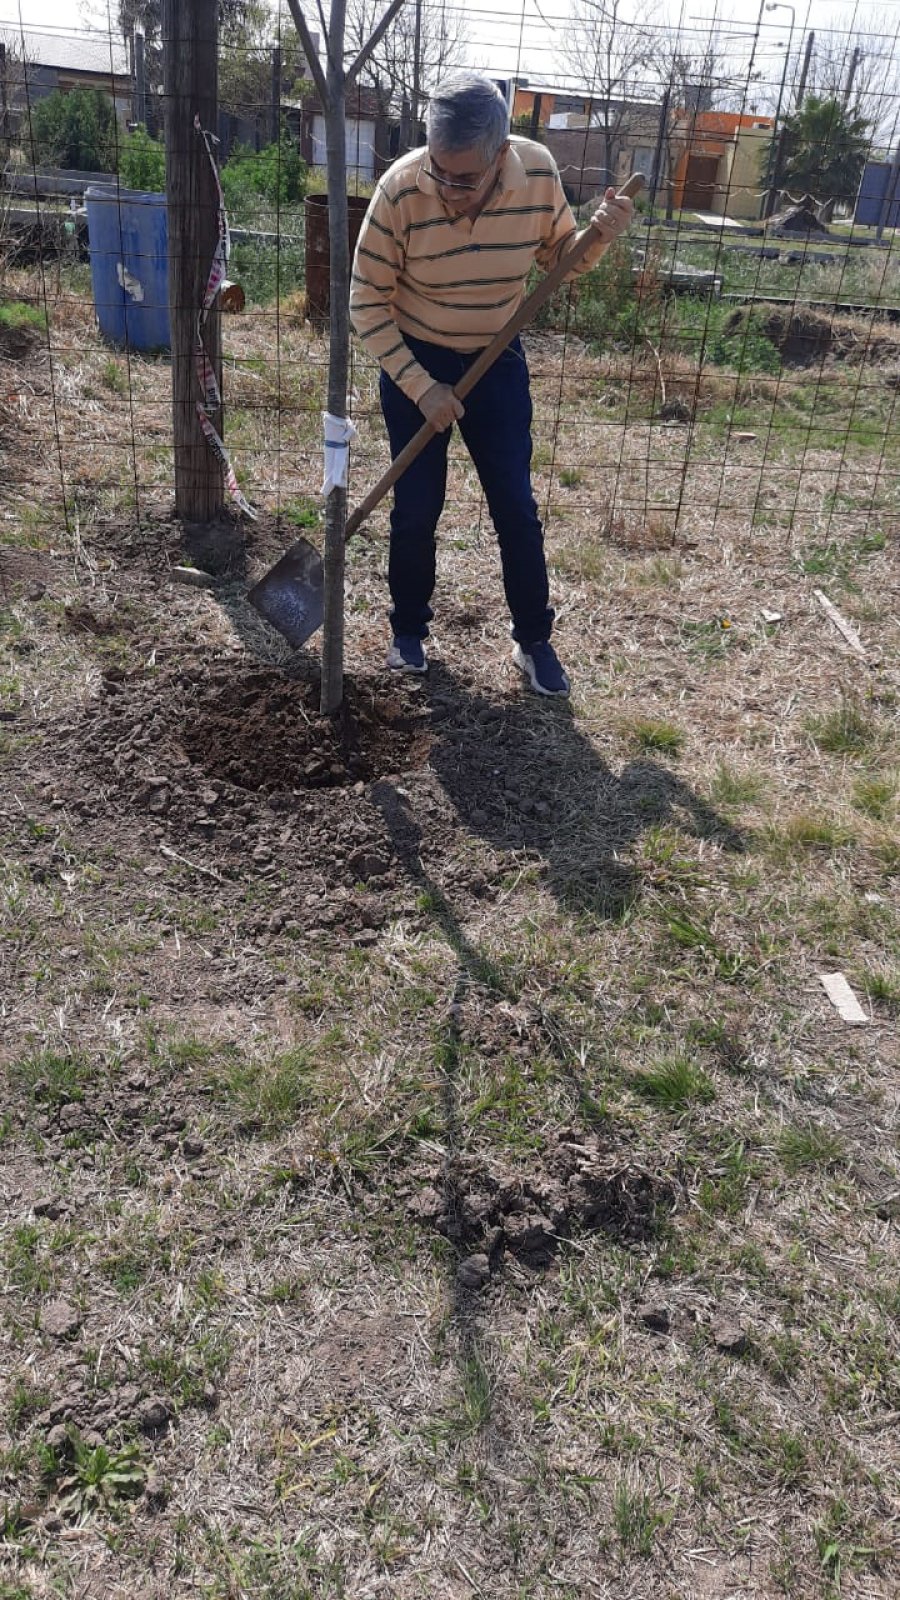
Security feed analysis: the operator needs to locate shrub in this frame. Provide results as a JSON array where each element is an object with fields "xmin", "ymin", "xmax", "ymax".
[
  {"xmin": 534, "ymin": 237, "xmax": 640, "ymax": 346},
  {"xmin": 221, "ymin": 129, "xmax": 307, "ymax": 215},
  {"xmin": 29, "ymin": 87, "xmax": 118, "ymax": 171},
  {"xmin": 706, "ymin": 307, "xmax": 781, "ymax": 374},
  {"xmin": 119, "ymin": 125, "xmax": 166, "ymax": 191}
]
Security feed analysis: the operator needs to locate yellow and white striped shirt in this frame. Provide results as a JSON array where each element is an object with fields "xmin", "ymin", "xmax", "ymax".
[{"xmin": 350, "ymin": 135, "xmax": 607, "ymax": 405}]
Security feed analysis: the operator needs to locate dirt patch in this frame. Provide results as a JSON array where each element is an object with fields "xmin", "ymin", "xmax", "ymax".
[
  {"xmin": 724, "ymin": 304, "xmax": 900, "ymax": 367},
  {"xmin": 0, "ymin": 544, "xmax": 50, "ymax": 602},
  {"xmin": 407, "ymin": 1130, "xmax": 676, "ymax": 1270},
  {"xmin": 62, "ymin": 603, "xmax": 119, "ymax": 637},
  {"xmin": 0, "ymin": 315, "xmax": 44, "ymax": 361},
  {"xmin": 181, "ymin": 669, "xmax": 432, "ymax": 791}
]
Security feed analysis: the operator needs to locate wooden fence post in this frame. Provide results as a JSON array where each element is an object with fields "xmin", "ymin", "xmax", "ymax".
[{"xmin": 163, "ymin": 0, "xmax": 225, "ymax": 526}]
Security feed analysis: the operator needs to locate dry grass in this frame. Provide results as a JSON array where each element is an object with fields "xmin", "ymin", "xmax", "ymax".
[{"xmin": 0, "ymin": 268, "xmax": 899, "ymax": 1600}]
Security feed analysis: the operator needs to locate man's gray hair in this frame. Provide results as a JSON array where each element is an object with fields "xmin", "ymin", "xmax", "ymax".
[{"xmin": 426, "ymin": 72, "xmax": 510, "ymax": 163}]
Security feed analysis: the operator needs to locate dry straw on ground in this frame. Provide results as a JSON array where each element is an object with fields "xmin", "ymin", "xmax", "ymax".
[{"xmin": 0, "ymin": 270, "xmax": 899, "ymax": 1599}]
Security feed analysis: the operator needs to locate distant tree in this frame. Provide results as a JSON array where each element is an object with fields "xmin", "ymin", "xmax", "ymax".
[
  {"xmin": 556, "ymin": 0, "xmax": 662, "ymax": 187},
  {"xmin": 345, "ymin": 0, "xmax": 469, "ymax": 159},
  {"xmin": 119, "ymin": 122, "xmax": 166, "ymax": 187},
  {"xmin": 29, "ymin": 86, "xmax": 118, "ymax": 170},
  {"xmin": 218, "ymin": 0, "xmax": 315, "ymax": 120},
  {"xmin": 649, "ymin": 34, "xmax": 733, "ymax": 217},
  {"xmin": 779, "ymin": 95, "xmax": 871, "ymax": 207}
]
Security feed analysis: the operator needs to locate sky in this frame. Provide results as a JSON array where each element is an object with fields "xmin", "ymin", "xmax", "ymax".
[{"xmin": 3, "ymin": 0, "xmax": 898, "ymax": 89}]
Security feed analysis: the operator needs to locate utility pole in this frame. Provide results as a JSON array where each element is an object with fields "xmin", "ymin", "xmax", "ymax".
[
  {"xmin": 843, "ymin": 45, "xmax": 861, "ymax": 108},
  {"xmin": 648, "ymin": 82, "xmax": 670, "ymax": 220},
  {"xmin": 163, "ymin": 0, "xmax": 225, "ymax": 526},
  {"xmin": 286, "ymin": 0, "xmax": 406, "ymax": 713},
  {"xmin": 795, "ymin": 30, "xmax": 814, "ymax": 108},
  {"xmin": 763, "ymin": 24, "xmax": 794, "ymax": 218}
]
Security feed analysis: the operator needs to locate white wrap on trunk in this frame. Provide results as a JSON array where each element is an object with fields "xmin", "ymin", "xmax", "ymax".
[{"xmin": 322, "ymin": 411, "xmax": 358, "ymax": 496}]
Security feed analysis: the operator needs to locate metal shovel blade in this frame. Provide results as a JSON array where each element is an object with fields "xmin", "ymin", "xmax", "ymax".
[{"xmin": 247, "ymin": 537, "xmax": 324, "ymax": 649}]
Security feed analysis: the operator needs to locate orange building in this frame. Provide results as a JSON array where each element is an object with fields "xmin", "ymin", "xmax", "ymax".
[{"xmin": 670, "ymin": 110, "xmax": 775, "ymax": 219}]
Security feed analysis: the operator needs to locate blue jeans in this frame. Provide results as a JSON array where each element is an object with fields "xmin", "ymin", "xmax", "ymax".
[{"xmin": 379, "ymin": 334, "xmax": 553, "ymax": 644}]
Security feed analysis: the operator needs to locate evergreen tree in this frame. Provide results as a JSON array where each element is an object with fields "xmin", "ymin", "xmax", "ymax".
[{"xmin": 779, "ymin": 96, "xmax": 872, "ymax": 208}]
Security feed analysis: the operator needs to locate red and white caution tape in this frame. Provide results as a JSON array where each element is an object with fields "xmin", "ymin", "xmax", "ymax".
[{"xmin": 193, "ymin": 114, "xmax": 256, "ymax": 519}]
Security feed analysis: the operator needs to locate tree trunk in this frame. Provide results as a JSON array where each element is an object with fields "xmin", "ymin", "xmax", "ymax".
[
  {"xmin": 134, "ymin": 31, "xmax": 147, "ymax": 129},
  {"xmin": 320, "ymin": 0, "xmax": 349, "ymax": 716},
  {"xmin": 163, "ymin": 0, "xmax": 224, "ymax": 525},
  {"xmin": 271, "ymin": 46, "xmax": 281, "ymax": 144}
]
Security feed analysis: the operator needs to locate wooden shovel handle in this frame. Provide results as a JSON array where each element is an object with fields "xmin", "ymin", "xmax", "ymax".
[{"xmin": 345, "ymin": 171, "xmax": 646, "ymax": 540}]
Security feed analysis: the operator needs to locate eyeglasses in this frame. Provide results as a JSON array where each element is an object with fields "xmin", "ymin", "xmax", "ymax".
[{"xmin": 421, "ymin": 158, "xmax": 496, "ymax": 194}]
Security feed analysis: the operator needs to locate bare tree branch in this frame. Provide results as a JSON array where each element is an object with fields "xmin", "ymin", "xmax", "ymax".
[
  {"xmin": 285, "ymin": 0, "xmax": 329, "ymax": 103},
  {"xmin": 345, "ymin": 0, "xmax": 468, "ymax": 116},
  {"xmin": 345, "ymin": 0, "xmax": 409, "ymax": 88}
]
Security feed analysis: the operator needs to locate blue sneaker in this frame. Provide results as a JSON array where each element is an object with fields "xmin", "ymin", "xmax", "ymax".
[
  {"xmin": 513, "ymin": 640, "xmax": 570, "ymax": 697},
  {"xmin": 387, "ymin": 634, "xmax": 427, "ymax": 674}
]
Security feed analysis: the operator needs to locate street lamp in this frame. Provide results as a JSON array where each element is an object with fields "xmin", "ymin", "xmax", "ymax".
[{"xmin": 763, "ymin": 2, "xmax": 795, "ymax": 217}]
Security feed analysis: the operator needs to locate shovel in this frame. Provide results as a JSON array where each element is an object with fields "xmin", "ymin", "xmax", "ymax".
[{"xmin": 248, "ymin": 172, "xmax": 646, "ymax": 649}]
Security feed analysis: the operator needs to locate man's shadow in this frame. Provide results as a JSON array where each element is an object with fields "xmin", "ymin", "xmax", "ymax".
[
  {"xmin": 415, "ymin": 661, "xmax": 744, "ymax": 920},
  {"xmin": 371, "ymin": 665, "xmax": 745, "ymax": 1437}
]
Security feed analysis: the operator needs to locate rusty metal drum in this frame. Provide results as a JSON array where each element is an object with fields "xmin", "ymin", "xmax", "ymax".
[{"xmin": 304, "ymin": 193, "xmax": 370, "ymax": 325}]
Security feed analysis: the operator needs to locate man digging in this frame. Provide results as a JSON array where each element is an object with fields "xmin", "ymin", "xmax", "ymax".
[{"xmin": 350, "ymin": 70, "xmax": 634, "ymax": 697}]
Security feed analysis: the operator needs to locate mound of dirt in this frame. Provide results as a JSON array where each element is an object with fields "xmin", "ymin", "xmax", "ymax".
[
  {"xmin": 767, "ymin": 201, "xmax": 831, "ymax": 239},
  {"xmin": 0, "ymin": 304, "xmax": 47, "ymax": 359},
  {"xmin": 75, "ymin": 662, "xmax": 432, "ymax": 796},
  {"xmin": 407, "ymin": 1131, "xmax": 676, "ymax": 1271},
  {"xmin": 722, "ymin": 304, "xmax": 900, "ymax": 367},
  {"xmin": 0, "ymin": 545, "xmax": 50, "ymax": 602}
]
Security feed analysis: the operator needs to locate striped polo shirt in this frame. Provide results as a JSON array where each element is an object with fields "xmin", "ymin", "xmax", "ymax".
[{"xmin": 350, "ymin": 135, "xmax": 608, "ymax": 405}]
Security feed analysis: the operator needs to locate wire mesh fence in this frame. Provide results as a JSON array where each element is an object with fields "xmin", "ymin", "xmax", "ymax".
[{"xmin": 1, "ymin": 1, "xmax": 899, "ymax": 568}]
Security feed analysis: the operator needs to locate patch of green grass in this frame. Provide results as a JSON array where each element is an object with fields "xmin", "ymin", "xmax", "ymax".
[
  {"xmin": 468, "ymin": 1053, "xmax": 556, "ymax": 1150},
  {"xmin": 798, "ymin": 529, "xmax": 889, "ymax": 581},
  {"xmin": 875, "ymin": 834, "xmax": 900, "ymax": 876},
  {"xmin": 208, "ymin": 1036, "xmax": 341, "ymax": 1132},
  {"xmin": 852, "ymin": 774, "xmax": 896, "ymax": 820},
  {"xmin": 6, "ymin": 1047, "xmax": 93, "ymax": 1107},
  {"xmin": 768, "ymin": 814, "xmax": 854, "ymax": 856},
  {"xmin": 806, "ymin": 700, "xmax": 878, "ymax": 755},
  {"xmin": 139, "ymin": 1329, "xmax": 231, "ymax": 1409},
  {"xmin": 99, "ymin": 358, "xmax": 127, "ymax": 395},
  {"xmin": 697, "ymin": 1139, "xmax": 757, "ymax": 1216},
  {"xmin": 708, "ymin": 762, "xmax": 764, "ymax": 807},
  {"xmin": 558, "ymin": 466, "xmax": 582, "ymax": 487},
  {"xmin": 0, "ymin": 301, "xmax": 47, "ymax": 334},
  {"xmin": 612, "ymin": 1473, "xmax": 666, "ymax": 1555},
  {"xmin": 864, "ymin": 969, "xmax": 900, "ymax": 1014},
  {"xmin": 4, "ymin": 1224, "xmax": 57, "ymax": 1295},
  {"xmin": 7, "ymin": 1378, "xmax": 51, "ymax": 1434},
  {"xmin": 778, "ymin": 1121, "xmax": 845, "ymax": 1174},
  {"xmin": 633, "ymin": 1053, "xmax": 715, "ymax": 1110},
  {"xmin": 680, "ymin": 617, "xmax": 735, "ymax": 661},
  {"xmin": 284, "ymin": 496, "xmax": 320, "ymax": 530},
  {"xmin": 630, "ymin": 718, "xmax": 683, "ymax": 756},
  {"xmin": 662, "ymin": 912, "xmax": 747, "ymax": 981},
  {"xmin": 455, "ymin": 1351, "xmax": 493, "ymax": 1436}
]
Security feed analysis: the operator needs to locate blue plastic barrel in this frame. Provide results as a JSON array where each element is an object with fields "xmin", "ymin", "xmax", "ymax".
[{"xmin": 84, "ymin": 185, "xmax": 170, "ymax": 350}]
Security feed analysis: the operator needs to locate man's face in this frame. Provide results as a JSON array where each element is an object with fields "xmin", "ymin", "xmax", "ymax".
[{"xmin": 425, "ymin": 143, "xmax": 505, "ymax": 211}]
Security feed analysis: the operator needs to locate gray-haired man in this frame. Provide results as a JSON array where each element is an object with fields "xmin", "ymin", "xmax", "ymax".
[{"xmin": 351, "ymin": 71, "xmax": 633, "ymax": 695}]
